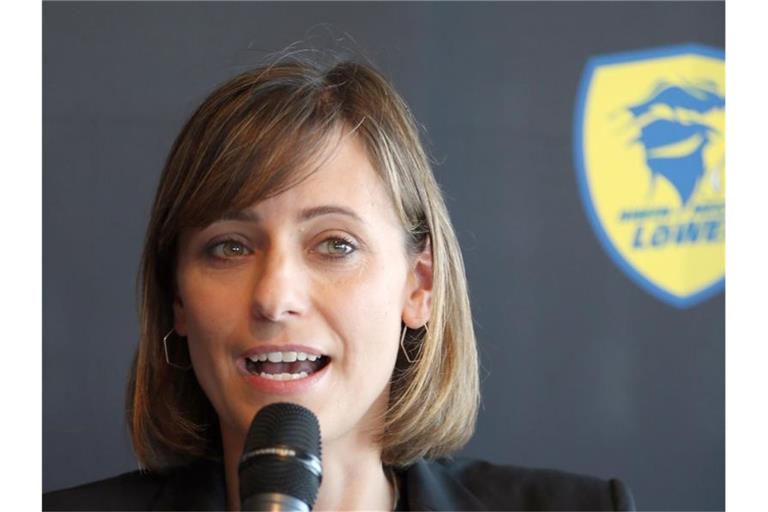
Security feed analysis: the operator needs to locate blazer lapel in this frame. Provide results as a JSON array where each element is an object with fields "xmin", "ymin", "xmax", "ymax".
[
  {"xmin": 403, "ymin": 459, "xmax": 486, "ymax": 511},
  {"xmin": 150, "ymin": 457, "xmax": 487, "ymax": 511},
  {"xmin": 150, "ymin": 459, "xmax": 227, "ymax": 511}
]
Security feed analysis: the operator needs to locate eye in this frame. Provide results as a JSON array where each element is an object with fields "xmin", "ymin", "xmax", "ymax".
[
  {"xmin": 316, "ymin": 236, "xmax": 357, "ymax": 258},
  {"xmin": 207, "ymin": 239, "xmax": 252, "ymax": 259}
]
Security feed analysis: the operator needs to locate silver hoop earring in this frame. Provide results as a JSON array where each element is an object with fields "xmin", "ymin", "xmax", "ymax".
[
  {"xmin": 400, "ymin": 325, "xmax": 413, "ymax": 364},
  {"xmin": 162, "ymin": 329, "xmax": 193, "ymax": 370},
  {"xmin": 400, "ymin": 323, "xmax": 428, "ymax": 364}
]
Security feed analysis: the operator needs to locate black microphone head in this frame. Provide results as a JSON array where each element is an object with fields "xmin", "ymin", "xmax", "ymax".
[{"xmin": 239, "ymin": 403, "xmax": 322, "ymax": 510}]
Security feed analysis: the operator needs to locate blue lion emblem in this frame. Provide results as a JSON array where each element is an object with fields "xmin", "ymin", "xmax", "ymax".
[{"xmin": 627, "ymin": 82, "xmax": 724, "ymax": 205}]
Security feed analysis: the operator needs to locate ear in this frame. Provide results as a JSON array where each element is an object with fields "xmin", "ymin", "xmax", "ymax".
[
  {"xmin": 172, "ymin": 291, "xmax": 188, "ymax": 336},
  {"xmin": 402, "ymin": 238, "xmax": 433, "ymax": 329}
]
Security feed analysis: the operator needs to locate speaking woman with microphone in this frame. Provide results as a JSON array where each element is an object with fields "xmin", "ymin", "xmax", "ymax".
[{"xmin": 44, "ymin": 55, "xmax": 634, "ymax": 511}]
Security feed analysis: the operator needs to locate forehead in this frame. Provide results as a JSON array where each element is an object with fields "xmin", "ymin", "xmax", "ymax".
[{"xmin": 230, "ymin": 133, "xmax": 400, "ymax": 228}]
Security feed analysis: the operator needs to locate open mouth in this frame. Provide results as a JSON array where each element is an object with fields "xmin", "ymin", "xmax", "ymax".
[{"xmin": 244, "ymin": 351, "xmax": 331, "ymax": 381}]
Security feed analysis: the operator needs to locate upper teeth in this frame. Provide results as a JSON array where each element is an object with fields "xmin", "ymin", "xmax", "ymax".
[{"xmin": 248, "ymin": 351, "xmax": 321, "ymax": 363}]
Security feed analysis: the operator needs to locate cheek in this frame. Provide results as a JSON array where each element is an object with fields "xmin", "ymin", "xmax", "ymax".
[
  {"xmin": 177, "ymin": 273, "xmax": 250, "ymax": 383},
  {"xmin": 321, "ymin": 275, "xmax": 402, "ymax": 435},
  {"xmin": 180, "ymin": 272, "xmax": 245, "ymax": 343},
  {"xmin": 323, "ymin": 261, "xmax": 405, "ymax": 370},
  {"xmin": 177, "ymin": 272, "xmax": 251, "ymax": 424}
]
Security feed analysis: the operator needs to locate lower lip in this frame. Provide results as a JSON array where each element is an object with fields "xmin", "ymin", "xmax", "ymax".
[{"xmin": 237, "ymin": 358, "xmax": 331, "ymax": 395}]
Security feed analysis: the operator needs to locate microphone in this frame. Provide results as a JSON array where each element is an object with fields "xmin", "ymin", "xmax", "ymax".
[{"xmin": 238, "ymin": 403, "xmax": 323, "ymax": 511}]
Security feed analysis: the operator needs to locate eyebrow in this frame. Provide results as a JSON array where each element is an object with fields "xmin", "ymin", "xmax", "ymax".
[{"xmin": 217, "ymin": 205, "xmax": 365, "ymax": 225}]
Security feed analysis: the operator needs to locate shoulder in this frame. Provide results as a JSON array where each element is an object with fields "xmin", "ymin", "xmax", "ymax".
[
  {"xmin": 401, "ymin": 457, "xmax": 635, "ymax": 511},
  {"xmin": 43, "ymin": 469, "xmax": 166, "ymax": 511},
  {"xmin": 43, "ymin": 459, "xmax": 226, "ymax": 511}
]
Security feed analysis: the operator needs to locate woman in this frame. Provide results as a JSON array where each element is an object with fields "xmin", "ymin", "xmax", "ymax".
[{"xmin": 44, "ymin": 57, "xmax": 634, "ymax": 511}]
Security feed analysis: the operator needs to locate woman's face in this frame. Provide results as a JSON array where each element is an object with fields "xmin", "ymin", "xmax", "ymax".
[{"xmin": 173, "ymin": 134, "xmax": 432, "ymax": 452}]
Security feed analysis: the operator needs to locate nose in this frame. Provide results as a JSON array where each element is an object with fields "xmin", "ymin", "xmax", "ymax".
[{"xmin": 250, "ymin": 243, "xmax": 308, "ymax": 323}]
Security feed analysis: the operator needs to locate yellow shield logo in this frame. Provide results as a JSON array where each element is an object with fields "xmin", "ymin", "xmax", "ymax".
[{"xmin": 574, "ymin": 45, "xmax": 724, "ymax": 308}]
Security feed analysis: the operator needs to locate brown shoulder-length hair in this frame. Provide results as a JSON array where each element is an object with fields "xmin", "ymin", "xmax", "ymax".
[{"xmin": 127, "ymin": 55, "xmax": 479, "ymax": 470}]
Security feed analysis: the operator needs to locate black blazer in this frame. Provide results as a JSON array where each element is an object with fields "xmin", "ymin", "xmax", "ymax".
[{"xmin": 43, "ymin": 457, "xmax": 635, "ymax": 511}]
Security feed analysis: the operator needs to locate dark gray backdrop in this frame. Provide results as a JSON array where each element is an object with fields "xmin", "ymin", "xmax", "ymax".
[{"xmin": 43, "ymin": 2, "xmax": 725, "ymax": 510}]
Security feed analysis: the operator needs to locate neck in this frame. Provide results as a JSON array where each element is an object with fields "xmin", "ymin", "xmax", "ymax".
[{"xmin": 221, "ymin": 422, "xmax": 394, "ymax": 511}]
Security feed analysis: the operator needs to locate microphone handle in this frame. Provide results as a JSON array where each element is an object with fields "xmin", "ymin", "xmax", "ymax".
[{"xmin": 242, "ymin": 492, "xmax": 311, "ymax": 512}]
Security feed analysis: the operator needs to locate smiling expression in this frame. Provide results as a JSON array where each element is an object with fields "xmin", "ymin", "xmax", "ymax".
[{"xmin": 172, "ymin": 133, "xmax": 431, "ymax": 451}]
